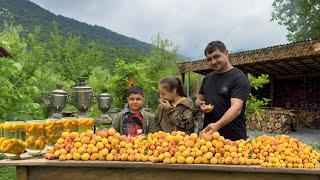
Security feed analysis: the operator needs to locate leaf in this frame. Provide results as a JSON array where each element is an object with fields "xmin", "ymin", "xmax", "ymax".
[
  {"xmin": 0, "ymin": 40, "xmax": 10, "ymax": 46},
  {"xmin": 13, "ymin": 62, "xmax": 22, "ymax": 71}
]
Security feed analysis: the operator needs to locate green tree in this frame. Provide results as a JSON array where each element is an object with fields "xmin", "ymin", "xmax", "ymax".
[
  {"xmin": 46, "ymin": 22, "xmax": 103, "ymax": 83},
  {"xmin": 105, "ymin": 60, "xmax": 152, "ymax": 108},
  {"xmin": 0, "ymin": 20, "xmax": 106, "ymax": 120},
  {"xmin": 246, "ymin": 74, "xmax": 270, "ymax": 117},
  {"xmin": 87, "ymin": 67, "xmax": 111, "ymax": 117},
  {"xmin": 0, "ymin": 23, "xmax": 44, "ymax": 120},
  {"xmin": 143, "ymin": 34, "xmax": 184, "ymax": 109},
  {"xmin": 271, "ymin": 0, "xmax": 320, "ymax": 41}
]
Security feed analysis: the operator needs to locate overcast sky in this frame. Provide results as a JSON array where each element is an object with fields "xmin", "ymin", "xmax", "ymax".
[{"xmin": 29, "ymin": 0, "xmax": 288, "ymax": 59}]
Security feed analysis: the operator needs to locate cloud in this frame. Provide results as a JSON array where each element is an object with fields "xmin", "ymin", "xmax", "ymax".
[{"xmin": 29, "ymin": 0, "xmax": 288, "ymax": 59}]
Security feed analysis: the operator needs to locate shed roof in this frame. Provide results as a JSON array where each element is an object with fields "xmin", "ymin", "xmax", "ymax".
[{"xmin": 178, "ymin": 40, "xmax": 320, "ymax": 79}]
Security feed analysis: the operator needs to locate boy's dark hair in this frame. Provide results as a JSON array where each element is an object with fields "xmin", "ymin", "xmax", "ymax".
[
  {"xmin": 127, "ymin": 86, "xmax": 144, "ymax": 97},
  {"xmin": 204, "ymin": 41, "xmax": 227, "ymax": 55}
]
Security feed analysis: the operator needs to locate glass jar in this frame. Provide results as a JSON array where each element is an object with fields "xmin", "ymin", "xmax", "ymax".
[
  {"xmin": 0, "ymin": 121, "xmax": 26, "ymax": 159},
  {"xmin": 0, "ymin": 122, "xmax": 3, "ymax": 137},
  {"xmin": 44, "ymin": 119, "xmax": 63, "ymax": 148},
  {"xmin": 61, "ymin": 117, "xmax": 78, "ymax": 132},
  {"xmin": 25, "ymin": 120, "xmax": 45, "ymax": 154},
  {"xmin": 78, "ymin": 117, "xmax": 94, "ymax": 133}
]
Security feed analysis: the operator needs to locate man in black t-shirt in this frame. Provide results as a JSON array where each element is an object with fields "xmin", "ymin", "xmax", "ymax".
[{"xmin": 196, "ymin": 41, "xmax": 250, "ymax": 141}]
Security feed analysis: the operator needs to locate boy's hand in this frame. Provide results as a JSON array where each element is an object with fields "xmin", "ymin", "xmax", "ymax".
[
  {"xmin": 199, "ymin": 102, "xmax": 214, "ymax": 113},
  {"xmin": 159, "ymin": 99, "xmax": 171, "ymax": 110}
]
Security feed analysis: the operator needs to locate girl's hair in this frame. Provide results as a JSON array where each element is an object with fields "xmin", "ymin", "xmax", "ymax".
[{"xmin": 159, "ymin": 77, "xmax": 186, "ymax": 97}]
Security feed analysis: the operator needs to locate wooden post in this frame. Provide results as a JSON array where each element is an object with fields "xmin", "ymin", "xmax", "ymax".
[
  {"xmin": 16, "ymin": 166, "xmax": 27, "ymax": 180},
  {"xmin": 187, "ymin": 72, "xmax": 191, "ymax": 97},
  {"xmin": 270, "ymin": 78, "xmax": 274, "ymax": 107},
  {"xmin": 304, "ymin": 77, "xmax": 307, "ymax": 107},
  {"xmin": 181, "ymin": 73, "xmax": 185, "ymax": 86}
]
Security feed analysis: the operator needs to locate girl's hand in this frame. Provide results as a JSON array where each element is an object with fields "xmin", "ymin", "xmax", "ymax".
[{"xmin": 160, "ymin": 99, "xmax": 171, "ymax": 110}]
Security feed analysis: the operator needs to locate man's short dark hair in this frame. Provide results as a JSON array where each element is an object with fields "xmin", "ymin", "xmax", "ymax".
[
  {"xmin": 127, "ymin": 86, "xmax": 144, "ymax": 97},
  {"xmin": 204, "ymin": 41, "xmax": 227, "ymax": 55}
]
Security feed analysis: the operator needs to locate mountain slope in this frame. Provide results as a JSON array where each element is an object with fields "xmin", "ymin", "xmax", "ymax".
[{"xmin": 0, "ymin": 0, "xmax": 153, "ymax": 65}]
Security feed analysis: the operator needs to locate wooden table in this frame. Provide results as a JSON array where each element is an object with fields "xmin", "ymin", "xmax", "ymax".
[{"xmin": 1, "ymin": 159, "xmax": 319, "ymax": 180}]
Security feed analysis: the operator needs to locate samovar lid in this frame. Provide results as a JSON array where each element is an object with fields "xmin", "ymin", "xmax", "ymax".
[
  {"xmin": 51, "ymin": 84, "xmax": 67, "ymax": 95},
  {"xmin": 73, "ymin": 77, "xmax": 92, "ymax": 91},
  {"xmin": 98, "ymin": 89, "xmax": 112, "ymax": 98}
]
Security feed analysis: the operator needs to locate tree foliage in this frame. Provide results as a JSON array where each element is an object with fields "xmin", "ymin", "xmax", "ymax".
[
  {"xmin": 103, "ymin": 60, "xmax": 152, "ymax": 108},
  {"xmin": 0, "ymin": 23, "xmax": 53, "ymax": 120},
  {"xmin": 142, "ymin": 34, "xmax": 184, "ymax": 108},
  {"xmin": 0, "ymin": 17, "xmax": 193, "ymax": 120},
  {"xmin": 271, "ymin": 0, "xmax": 320, "ymax": 41},
  {"xmin": 0, "ymin": 19, "xmax": 108, "ymax": 120},
  {"xmin": 246, "ymin": 74, "xmax": 270, "ymax": 117}
]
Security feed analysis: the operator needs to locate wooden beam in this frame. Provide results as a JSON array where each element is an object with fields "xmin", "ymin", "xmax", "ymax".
[
  {"xmin": 272, "ymin": 62, "xmax": 301, "ymax": 74},
  {"xmin": 280, "ymin": 61, "xmax": 304, "ymax": 74},
  {"xmin": 258, "ymin": 63, "xmax": 289, "ymax": 75},
  {"xmin": 22, "ymin": 166, "xmax": 320, "ymax": 180},
  {"xmin": 254, "ymin": 64, "xmax": 285, "ymax": 76},
  {"xmin": 238, "ymin": 65, "xmax": 261, "ymax": 75},
  {"xmin": 310, "ymin": 57, "xmax": 320, "ymax": 67},
  {"xmin": 294, "ymin": 59, "xmax": 314, "ymax": 70},
  {"xmin": 273, "ymin": 72, "xmax": 320, "ymax": 79}
]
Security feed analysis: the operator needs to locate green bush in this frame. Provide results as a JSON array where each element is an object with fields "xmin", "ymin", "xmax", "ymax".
[{"xmin": 246, "ymin": 74, "xmax": 270, "ymax": 118}]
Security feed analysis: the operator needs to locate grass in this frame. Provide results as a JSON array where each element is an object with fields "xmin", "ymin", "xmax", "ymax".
[
  {"xmin": 0, "ymin": 167, "xmax": 16, "ymax": 180},
  {"xmin": 0, "ymin": 154, "xmax": 16, "ymax": 180}
]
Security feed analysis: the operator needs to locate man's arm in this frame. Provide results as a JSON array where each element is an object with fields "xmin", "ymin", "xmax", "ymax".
[{"xmin": 202, "ymin": 98, "xmax": 243, "ymax": 134}]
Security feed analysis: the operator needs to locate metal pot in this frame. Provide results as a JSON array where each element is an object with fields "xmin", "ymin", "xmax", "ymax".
[
  {"xmin": 72, "ymin": 77, "xmax": 92, "ymax": 116},
  {"xmin": 97, "ymin": 90, "xmax": 113, "ymax": 114},
  {"xmin": 49, "ymin": 84, "xmax": 67, "ymax": 113}
]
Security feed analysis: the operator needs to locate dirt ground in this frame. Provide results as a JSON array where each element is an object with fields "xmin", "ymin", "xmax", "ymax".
[{"xmin": 247, "ymin": 127, "xmax": 320, "ymax": 145}]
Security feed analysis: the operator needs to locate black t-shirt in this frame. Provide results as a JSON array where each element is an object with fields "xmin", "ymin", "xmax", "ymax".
[{"xmin": 199, "ymin": 68, "xmax": 250, "ymax": 141}]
